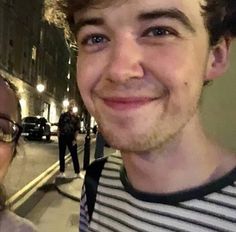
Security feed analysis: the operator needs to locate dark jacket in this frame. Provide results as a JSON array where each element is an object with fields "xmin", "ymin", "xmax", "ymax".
[{"xmin": 58, "ymin": 111, "xmax": 79, "ymax": 138}]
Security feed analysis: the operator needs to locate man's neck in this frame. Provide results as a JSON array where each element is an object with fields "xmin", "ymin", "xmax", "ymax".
[{"xmin": 121, "ymin": 115, "xmax": 236, "ymax": 194}]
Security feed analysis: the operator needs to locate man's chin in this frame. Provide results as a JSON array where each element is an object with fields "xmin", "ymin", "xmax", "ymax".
[
  {"xmin": 101, "ymin": 131, "xmax": 138, "ymax": 151},
  {"xmin": 103, "ymin": 133, "xmax": 153, "ymax": 153},
  {"xmin": 98, "ymin": 122, "xmax": 159, "ymax": 152}
]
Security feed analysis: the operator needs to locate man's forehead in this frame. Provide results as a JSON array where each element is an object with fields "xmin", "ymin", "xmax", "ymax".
[
  {"xmin": 74, "ymin": 0, "xmax": 204, "ymax": 20},
  {"xmin": 73, "ymin": 0, "xmax": 206, "ymax": 36}
]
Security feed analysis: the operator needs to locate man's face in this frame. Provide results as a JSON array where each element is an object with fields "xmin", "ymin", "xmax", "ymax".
[{"xmin": 74, "ymin": 0, "xmax": 227, "ymax": 152}]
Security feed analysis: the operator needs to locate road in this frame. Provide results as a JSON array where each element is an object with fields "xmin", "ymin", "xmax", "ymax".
[{"xmin": 4, "ymin": 134, "xmax": 86, "ymax": 197}]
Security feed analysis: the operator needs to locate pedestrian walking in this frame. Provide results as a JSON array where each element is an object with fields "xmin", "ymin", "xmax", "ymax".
[
  {"xmin": 0, "ymin": 75, "xmax": 37, "ymax": 231},
  {"xmin": 57, "ymin": 100, "xmax": 82, "ymax": 178},
  {"xmin": 60, "ymin": 0, "xmax": 236, "ymax": 231}
]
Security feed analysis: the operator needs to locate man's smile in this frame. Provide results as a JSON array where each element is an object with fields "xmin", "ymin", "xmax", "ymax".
[{"xmin": 101, "ymin": 96, "xmax": 163, "ymax": 111}]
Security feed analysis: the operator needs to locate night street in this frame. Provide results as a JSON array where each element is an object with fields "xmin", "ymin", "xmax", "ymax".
[{"xmin": 4, "ymin": 134, "xmax": 86, "ymax": 197}]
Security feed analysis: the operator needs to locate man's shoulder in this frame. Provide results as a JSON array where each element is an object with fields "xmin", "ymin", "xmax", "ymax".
[
  {"xmin": 86, "ymin": 157, "xmax": 108, "ymax": 177},
  {"xmin": 83, "ymin": 153, "xmax": 122, "ymax": 222},
  {"xmin": 87, "ymin": 152, "xmax": 122, "ymax": 173},
  {"xmin": 85, "ymin": 153, "xmax": 121, "ymax": 185}
]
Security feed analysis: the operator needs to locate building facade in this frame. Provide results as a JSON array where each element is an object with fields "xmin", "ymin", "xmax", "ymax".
[{"xmin": 0, "ymin": 0, "xmax": 78, "ymax": 123}]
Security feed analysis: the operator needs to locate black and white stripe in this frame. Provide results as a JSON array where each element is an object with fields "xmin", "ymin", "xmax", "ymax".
[{"xmin": 80, "ymin": 154, "xmax": 236, "ymax": 232}]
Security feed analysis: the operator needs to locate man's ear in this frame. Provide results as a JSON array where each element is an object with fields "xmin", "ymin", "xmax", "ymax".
[{"xmin": 205, "ymin": 37, "xmax": 232, "ymax": 81}]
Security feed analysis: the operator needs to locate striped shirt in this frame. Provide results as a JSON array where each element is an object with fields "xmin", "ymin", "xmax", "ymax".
[{"xmin": 80, "ymin": 153, "xmax": 236, "ymax": 232}]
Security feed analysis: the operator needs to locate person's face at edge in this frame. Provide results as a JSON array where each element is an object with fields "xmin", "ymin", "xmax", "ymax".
[
  {"xmin": 0, "ymin": 79, "xmax": 19, "ymax": 182},
  {"xmin": 75, "ymin": 0, "xmax": 229, "ymax": 152}
]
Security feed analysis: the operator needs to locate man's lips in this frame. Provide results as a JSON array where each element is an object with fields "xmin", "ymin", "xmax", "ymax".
[{"xmin": 101, "ymin": 97, "xmax": 158, "ymax": 111}]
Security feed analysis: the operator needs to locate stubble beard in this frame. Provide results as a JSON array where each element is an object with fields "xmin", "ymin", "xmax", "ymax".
[{"xmin": 96, "ymin": 101, "xmax": 200, "ymax": 153}]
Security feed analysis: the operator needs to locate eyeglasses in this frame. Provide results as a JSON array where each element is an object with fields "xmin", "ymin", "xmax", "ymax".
[{"xmin": 0, "ymin": 116, "xmax": 22, "ymax": 143}]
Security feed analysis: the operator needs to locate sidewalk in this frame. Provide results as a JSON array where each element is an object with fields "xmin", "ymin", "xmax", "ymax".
[
  {"xmin": 55, "ymin": 142, "xmax": 116, "ymax": 201},
  {"xmin": 25, "ymin": 145, "xmax": 116, "ymax": 232}
]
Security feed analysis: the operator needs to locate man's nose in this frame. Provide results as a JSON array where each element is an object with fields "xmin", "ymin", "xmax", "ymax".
[{"xmin": 105, "ymin": 37, "xmax": 144, "ymax": 83}]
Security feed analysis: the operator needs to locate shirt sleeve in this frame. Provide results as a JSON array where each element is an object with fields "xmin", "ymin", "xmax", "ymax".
[{"xmin": 79, "ymin": 185, "xmax": 90, "ymax": 232}]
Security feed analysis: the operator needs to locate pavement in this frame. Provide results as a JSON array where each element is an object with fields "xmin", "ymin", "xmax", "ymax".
[
  {"xmin": 25, "ymin": 144, "xmax": 116, "ymax": 232},
  {"xmin": 55, "ymin": 172, "xmax": 84, "ymax": 202},
  {"xmin": 55, "ymin": 144, "xmax": 115, "ymax": 201}
]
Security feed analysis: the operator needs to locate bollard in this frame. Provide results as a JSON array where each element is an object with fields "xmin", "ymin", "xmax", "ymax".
[
  {"xmin": 94, "ymin": 131, "xmax": 105, "ymax": 159},
  {"xmin": 83, "ymin": 113, "xmax": 91, "ymax": 170},
  {"xmin": 83, "ymin": 131, "xmax": 91, "ymax": 170}
]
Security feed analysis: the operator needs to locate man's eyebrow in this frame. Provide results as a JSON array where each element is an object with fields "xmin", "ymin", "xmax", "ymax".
[
  {"xmin": 138, "ymin": 8, "xmax": 196, "ymax": 33},
  {"xmin": 73, "ymin": 17, "xmax": 104, "ymax": 34}
]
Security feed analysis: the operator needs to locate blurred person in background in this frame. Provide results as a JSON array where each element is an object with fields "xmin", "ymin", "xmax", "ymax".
[
  {"xmin": 57, "ymin": 99, "xmax": 83, "ymax": 178},
  {"xmin": 0, "ymin": 75, "xmax": 37, "ymax": 231}
]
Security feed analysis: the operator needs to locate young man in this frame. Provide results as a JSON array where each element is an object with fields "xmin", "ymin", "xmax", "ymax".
[{"xmin": 60, "ymin": 0, "xmax": 236, "ymax": 231}]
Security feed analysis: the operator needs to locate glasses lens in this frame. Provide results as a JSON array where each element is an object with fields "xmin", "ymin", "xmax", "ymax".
[{"xmin": 0, "ymin": 118, "xmax": 19, "ymax": 143}]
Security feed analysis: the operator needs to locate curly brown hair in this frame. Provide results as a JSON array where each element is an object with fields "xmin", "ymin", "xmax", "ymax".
[
  {"xmin": 202, "ymin": 0, "xmax": 236, "ymax": 45},
  {"xmin": 58, "ymin": 0, "xmax": 236, "ymax": 46}
]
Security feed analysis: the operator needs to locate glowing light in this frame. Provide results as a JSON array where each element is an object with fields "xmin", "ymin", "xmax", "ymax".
[
  {"xmin": 36, "ymin": 84, "xmax": 45, "ymax": 93},
  {"xmin": 72, "ymin": 106, "xmax": 78, "ymax": 113},
  {"xmin": 63, "ymin": 99, "xmax": 69, "ymax": 108}
]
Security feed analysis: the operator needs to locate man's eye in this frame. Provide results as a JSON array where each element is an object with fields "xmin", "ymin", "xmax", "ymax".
[
  {"xmin": 81, "ymin": 34, "xmax": 108, "ymax": 46},
  {"xmin": 143, "ymin": 27, "xmax": 176, "ymax": 37}
]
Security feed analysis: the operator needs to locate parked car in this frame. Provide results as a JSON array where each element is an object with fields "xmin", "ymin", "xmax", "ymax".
[
  {"xmin": 21, "ymin": 116, "xmax": 51, "ymax": 141},
  {"xmin": 50, "ymin": 122, "xmax": 58, "ymax": 136}
]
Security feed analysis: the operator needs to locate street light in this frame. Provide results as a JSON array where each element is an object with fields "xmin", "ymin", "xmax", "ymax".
[
  {"xmin": 72, "ymin": 106, "xmax": 78, "ymax": 113},
  {"xmin": 36, "ymin": 83, "xmax": 45, "ymax": 93},
  {"xmin": 36, "ymin": 83, "xmax": 45, "ymax": 116},
  {"xmin": 63, "ymin": 99, "xmax": 69, "ymax": 108}
]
